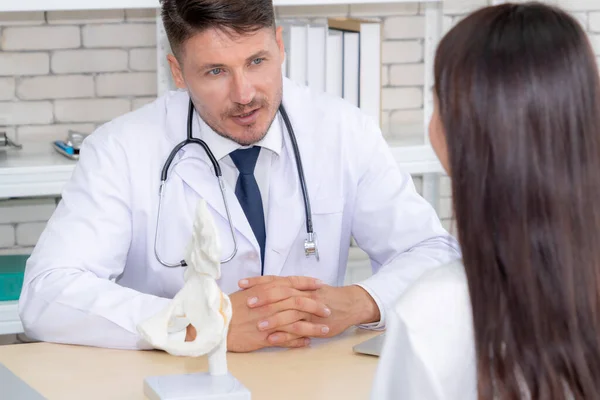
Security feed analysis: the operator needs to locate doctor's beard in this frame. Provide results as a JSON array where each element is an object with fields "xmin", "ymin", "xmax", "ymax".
[{"xmin": 199, "ymin": 88, "xmax": 282, "ymax": 147}]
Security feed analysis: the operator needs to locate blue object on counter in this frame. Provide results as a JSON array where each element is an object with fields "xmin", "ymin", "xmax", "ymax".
[
  {"xmin": 52, "ymin": 130, "xmax": 89, "ymax": 160},
  {"xmin": 53, "ymin": 140, "xmax": 74, "ymax": 155}
]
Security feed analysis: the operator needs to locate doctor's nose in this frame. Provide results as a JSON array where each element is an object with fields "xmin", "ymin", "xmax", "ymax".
[{"xmin": 229, "ymin": 73, "xmax": 256, "ymax": 105}]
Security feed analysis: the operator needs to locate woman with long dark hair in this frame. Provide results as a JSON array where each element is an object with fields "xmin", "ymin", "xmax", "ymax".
[{"xmin": 372, "ymin": 2, "xmax": 600, "ymax": 399}]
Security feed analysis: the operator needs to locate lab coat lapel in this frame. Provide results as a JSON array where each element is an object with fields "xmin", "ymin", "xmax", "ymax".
[
  {"xmin": 264, "ymin": 80, "xmax": 327, "ymax": 276},
  {"xmin": 263, "ymin": 135, "xmax": 305, "ymax": 276},
  {"xmin": 173, "ymin": 152, "xmax": 258, "ymax": 252},
  {"xmin": 164, "ymin": 92, "xmax": 259, "ymax": 256}
]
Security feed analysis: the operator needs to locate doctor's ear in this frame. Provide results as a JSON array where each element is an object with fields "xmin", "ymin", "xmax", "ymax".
[
  {"xmin": 167, "ymin": 54, "xmax": 187, "ymax": 89},
  {"xmin": 275, "ymin": 26, "xmax": 285, "ymax": 63}
]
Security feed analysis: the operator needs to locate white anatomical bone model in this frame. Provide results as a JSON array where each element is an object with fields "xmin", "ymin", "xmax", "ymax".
[{"xmin": 138, "ymin": 199, "xmax": 233, "ymax": 376}]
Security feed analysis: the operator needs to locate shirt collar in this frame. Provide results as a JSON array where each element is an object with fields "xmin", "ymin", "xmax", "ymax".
[{"xmin": 195, "ymin": 110, "xmax": 283, "ymax": 161}]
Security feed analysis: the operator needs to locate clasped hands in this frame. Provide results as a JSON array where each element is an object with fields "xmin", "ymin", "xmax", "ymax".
[{"xmin": 186, "ymin": 275, "xmax": 380, "ymax": 353}]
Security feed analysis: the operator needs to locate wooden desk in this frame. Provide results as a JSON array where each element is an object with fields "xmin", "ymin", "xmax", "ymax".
[{"xmin": 0, "ymin": 328, "xmax": 381, "ymax": 400}]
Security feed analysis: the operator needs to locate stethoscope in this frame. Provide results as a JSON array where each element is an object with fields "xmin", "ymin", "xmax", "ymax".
[{"xmin": 154, "ymin": 98, "xmax": 319, "ymax": 268}]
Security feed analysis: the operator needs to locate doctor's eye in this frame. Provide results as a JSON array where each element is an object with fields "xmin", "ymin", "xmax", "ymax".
[
  {"xmin": 251, "ymin": 58, "xmax": 265, "ymax": 66},
  {"xmin": 208, "ymin": 68, "xmax": 223, "ymax": 76}
]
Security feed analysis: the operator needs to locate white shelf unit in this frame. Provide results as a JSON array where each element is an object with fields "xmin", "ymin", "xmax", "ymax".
[
  {"xmin": 0, "ymin": 0, "xmax": 440, "ymax": 13},
  {"xmin": 0, "ymin": 302, "xmax": 22, "ymax": 336},
  {"xmin": 0, "ymin": 143, "xmax": 440, "ymax": 199},
  {"xmin": 0, "ymin": 0, "xmax": 444, "ymax": 336},
  {"xmin": 0, "ymin": 144, "xmax": 75, "ymax": 198}
]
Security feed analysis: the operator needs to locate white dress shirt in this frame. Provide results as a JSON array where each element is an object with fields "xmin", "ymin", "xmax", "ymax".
[{"xmin": 195, "ymin": 111, "xmax": 283, "ymax": 223}]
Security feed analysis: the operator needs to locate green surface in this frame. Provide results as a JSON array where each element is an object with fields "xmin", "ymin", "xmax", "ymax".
[{"xmin": 0, "ymin": 255, "xmax": 29, "ymax": 301}]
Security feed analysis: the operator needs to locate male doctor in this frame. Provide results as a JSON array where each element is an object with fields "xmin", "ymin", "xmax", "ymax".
[{"xmin": 19, "ymin": 0, "xmax": 460, "ymax": 353}]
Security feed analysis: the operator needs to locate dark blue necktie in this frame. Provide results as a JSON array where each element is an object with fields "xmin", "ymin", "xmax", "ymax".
[{"xmin": 229, "ymin": 146, "xmax": 266, "ymax": 274}]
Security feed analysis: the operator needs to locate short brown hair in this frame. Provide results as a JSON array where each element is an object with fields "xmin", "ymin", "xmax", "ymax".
[{"xmin": 160, "ymin": 0, "xmax": 276, "ymax": 59}]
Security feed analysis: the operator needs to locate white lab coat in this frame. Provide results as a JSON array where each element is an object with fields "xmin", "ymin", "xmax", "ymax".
[
  {"xmin": 18, "ymin": 77, "xmax": 460, "ymax": 350},
  {"xmin": 371, "ymin": 261, "xmax": 477, "ymax": 399}
]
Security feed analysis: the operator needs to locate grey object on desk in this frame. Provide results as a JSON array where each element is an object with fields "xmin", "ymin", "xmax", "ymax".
[
  {"xmin": 352, "ymin": 333, "xmax": 386, "ymax": 357},
  {"xmin": 0, "ymin": 362, "xmax": 47, "ymax": 399},
  {"xmin": 144, "ymin": 372, "xmax": 251, "ymax": 400},
  {"xmin": 0, "ymin": 132, "xmax": 23, "ymax": 151}
]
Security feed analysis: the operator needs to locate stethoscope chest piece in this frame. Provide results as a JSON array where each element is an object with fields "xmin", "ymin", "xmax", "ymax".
[{"xmin": 304, "ymin": 232, "xmax": 319, "ymax": 261}]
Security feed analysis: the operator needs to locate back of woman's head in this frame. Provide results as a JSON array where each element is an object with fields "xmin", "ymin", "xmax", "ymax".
[{"xmin": 434, "ymin": 2, "xmax": 600, "ymax": 399}]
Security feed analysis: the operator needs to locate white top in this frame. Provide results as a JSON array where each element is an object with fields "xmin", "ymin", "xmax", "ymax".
[{"xmin": 371, "ymin": 261, "xmax": 477, "ymax": 399}]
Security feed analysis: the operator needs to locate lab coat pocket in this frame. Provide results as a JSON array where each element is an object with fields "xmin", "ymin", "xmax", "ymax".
[{"xmin": 311, "ymin": 195, "xmax": 345, "ymax": 215}]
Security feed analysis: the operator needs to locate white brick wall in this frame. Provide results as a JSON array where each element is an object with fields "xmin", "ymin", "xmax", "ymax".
[
  {"xmin": 54, "ymin": 99, "xmax": 131, "ymax": 123},
  {"xmin": 52, "ymin": 50, "xmax": 129, "ymax": 74},
  {"xmin": 0, "ymin": 0, "xmax": 598, "ymax": 255},
  {"xmin": 2, "ymin": 26, "xmax": 81, "ymax": 51},
  {"xmin": 0, "ymin": 53, "xmax": 49, "ymax": 76},
  {"xmin": 16, "ymin": 223, "xmax": 47, "ymax": 247},
  {"xmin": 390, "ymin": 64, "xmax": 425, "ymax": 86},
  {"xmin": 0, "ymin": 12, "xmax": 157, "ymax": 142},
  {"xmin": 390, "ymin": 110, "xmax": 424, "ymax": 126},
  {"xmin": 590, "ymin": 34, "xmax": 600, "ymax": 55},
  {"xmin": 0, "ymin": 199, "xmax": 56, "ymax": 224},
  {"xmin": 47, "ymin": 10, "xmax": 125, "ymax": 25},
  {"xmin": 17, "ymin": 75, "xmax": 95, "ymax": 100},
  {"xmin": 130, "ymin": 48, "xmax": 158, "ymax": 71},
  {"xmin": 0, "ymin": 199, "xmax": 56, "ymax": 252},
  {"xmin": 0, "ymin": 11, "xmax": 44, "ymax": 26},
  {"xmin": 349, "ymin": 2, "xmax": 419, "ymax": 16},
  {"xmin": 125, "ymin": 9, "xmax": 158, "ymax": 22},
  {"xmin": 382, "ymin": 41, "xmax": 422, "ymax": 64},
  {"xmin": 18, "ymin": 124, "xmax": 96, "ymax": 142},
  {"xmin": 0, "ymin": 101, "xmax": 53, "ymax": 125},
  {"xmin": 381, "ymin": 66, "xmax": 389, "ymax": 86},
  {"xmin": 590, "ymin": 12, "xmax": 600, "ymax": 32},
  {"xmin": 0, "ymin": 79, "xmax": 15, "ymax": 101},
  {"xmin": 275, "ymin": 5, "xmax": 348, "ymax": 18},
  {"xmin": 96, "ymin": 72, "xmax": 157, "ymax": 97},
  {"xmin": 0, "ymin": 225, "xmax": 15, "ymax": 248},
  {"xmin": 382, "ymin": 87, "xmax": 423, "ymax": 110},
  {"xmin": 545, "ymin": 0, "xmax": 600, "ymax": 12},
  {"xmin": 383, "ymin": 16, "xmax": 425, "ymax": 39},
  {"xmin": 82, "ymin": 24, "xmax": 156, "ymax": 48}
]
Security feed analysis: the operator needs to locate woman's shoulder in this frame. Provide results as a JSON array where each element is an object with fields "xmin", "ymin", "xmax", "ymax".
[
  {"xmin": 373, "ymin": 260, "xmax": 477, "ymax": 400},
  {"xmin": 414, "ymin": 260, "xmax": 466, "ymax": 284},
  {"xmin": 391, "ymin": 260, "xmax": 471, "ymax": 327}
]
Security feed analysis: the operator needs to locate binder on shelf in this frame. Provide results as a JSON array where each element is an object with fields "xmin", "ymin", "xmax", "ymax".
[
  {"xmin": 280, "ymin": 19, "xmax": 309, "ymax": 86},
  {"xmin": 327, "ymin": 18, "xmax": 382, "ymax": 127},
  {"xmin": 306, "ymin": 20, "xmax": 328, "ymax": 93},
  {"xmin": 342, "ymin": 30, "xmax": 360, "ymax": 108},
  {"xmin": 278, "ymin": 17, "xmax": 382, "ymax": 127},
  {"xmin": 325, "ymin": 29, "xmax": 344, "ymax": 98}
]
